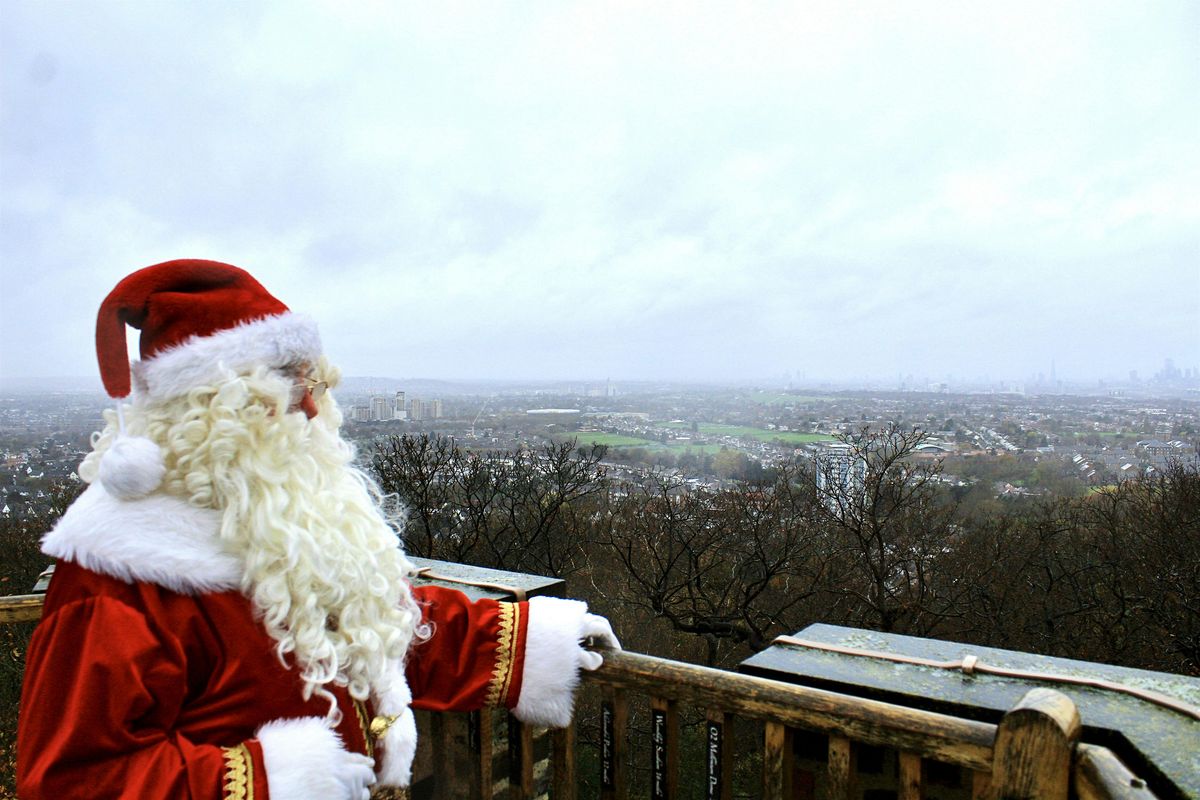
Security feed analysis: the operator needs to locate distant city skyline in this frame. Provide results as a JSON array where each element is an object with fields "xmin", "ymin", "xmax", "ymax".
[{"xmin": 2, "ymin": 2, "xmax": 1197, "ymax": 386}]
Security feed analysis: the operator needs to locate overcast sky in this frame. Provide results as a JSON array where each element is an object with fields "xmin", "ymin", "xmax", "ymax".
[{"xmin": 2, "ymin": 1, "xmax": 1197, "ymax": 387}]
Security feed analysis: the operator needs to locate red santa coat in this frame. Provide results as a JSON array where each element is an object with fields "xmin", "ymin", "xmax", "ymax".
[{"xmin": 18, "ymin": 484, "xmax": 591, "ymax": 799}]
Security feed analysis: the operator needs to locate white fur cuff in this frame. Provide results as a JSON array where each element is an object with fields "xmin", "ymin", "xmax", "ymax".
[
  {"xmin": 373, "ymin": 661, "xmax": 418, "ymax": 787},
  {"xmin": 512, "ymin": 596, "xmax": 590, "ymax": 728},
  {"xmin": 258, "ymin": 717, "xmax": 355, "ymax": 800}
]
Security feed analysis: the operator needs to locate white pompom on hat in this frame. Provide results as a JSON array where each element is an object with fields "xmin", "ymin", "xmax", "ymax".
[{"xmin": 93, "ymin": 259, "xmax": 323, "ymax": 500}]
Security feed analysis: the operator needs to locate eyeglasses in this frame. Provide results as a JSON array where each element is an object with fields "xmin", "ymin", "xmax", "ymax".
[{"xmin": 288, "ymin": 377, "xmax": 329, "ymax": 404}]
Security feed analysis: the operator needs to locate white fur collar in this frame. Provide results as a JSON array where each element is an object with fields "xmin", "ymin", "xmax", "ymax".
[{"xmin": 42, "ymin": 482, "xmax": 241, "ymax": 594}]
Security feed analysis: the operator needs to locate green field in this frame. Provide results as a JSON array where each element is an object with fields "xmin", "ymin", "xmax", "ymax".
[
  {"xmin": 658, "ymin": 422, "xmax": 834, "ymax": 445},
  {"xmin": 560, "ymin": 422, "xmax": 835, "ymax": 453},
  {"xmin": 559, "ymin": 433, "xmax": 734, "ymax": 455},
  {"xmin": 569, "ymin": 432, "xmax": 663, "ymax": 448}
]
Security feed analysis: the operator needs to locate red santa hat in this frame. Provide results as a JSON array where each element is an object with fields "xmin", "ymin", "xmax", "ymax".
[{"xmin": 93, "ymin": 259, "xmax": 322, "ymax": 499}]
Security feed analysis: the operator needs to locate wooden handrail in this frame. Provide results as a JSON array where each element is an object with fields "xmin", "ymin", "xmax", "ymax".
[
  {"xmin": 584, "ymin": 647, "xmax": 996, "ymax": 771},
  {"xmin": 0, "ymin": 593, "xmax": 42, "ymax": 623},
  {"xmin": 0, "ymin": 593, "xmax": 1164, "ymax": 798}
]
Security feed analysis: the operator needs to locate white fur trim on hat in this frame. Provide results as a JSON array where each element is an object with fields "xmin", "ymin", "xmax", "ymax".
[
  {"xmin": 42, "ymin": 483, "xmax": 239, "ymax": 593},
  {"xmin": 132, "ymin": 312, "xmax": 321, "ymax": 400},
  {"xmin": 513, "ymin": 596, "xmax": 590, "ymax": 728},
  {"xmin": 98, "ymin": 435, "xmax": 165, "ymax": 500}
]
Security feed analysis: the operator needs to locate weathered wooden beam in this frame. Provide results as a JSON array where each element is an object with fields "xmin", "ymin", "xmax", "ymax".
[
  {"xmin": 583, "ymin": 649, "xmax": 995, "ymax": 771},
  {"xmin": 898, "ymin": 752, "xmax": 923, "ymax": 800},
  {"xmin": 550, "ymin": 722, "xmax": 576, "ymax": 800},
  {"xmin": 762, "ymin": 721, "xmax": 792, "ymax": 800},
  {"xmin": 0, "ymin": 593, "xmax": 43, "ymax": 623},
  {"xmin": 827, "ymin": 735, "xmax": 854, "ymax": 800},
  {"xmin": 972, "ymin": 770, "xmax": 992, "ymax": 799},
  {"xmin": 1074, "ymin": 744, "xmax": 1158, "ymax": 800},
  {"xmin": 988, "ymin": 688, "xmax": 1080, "ymax": 800}
]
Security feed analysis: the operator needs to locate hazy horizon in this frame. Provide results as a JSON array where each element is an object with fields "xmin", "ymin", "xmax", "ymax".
[{"xmin": 3, "ymin": 2, "xmax": 1197, "ymax": 385}]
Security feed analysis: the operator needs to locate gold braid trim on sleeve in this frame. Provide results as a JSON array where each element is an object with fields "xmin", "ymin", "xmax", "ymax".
[
  {"xmin": 354, "ymin": 698, "xmax": 375, "ymax": 758},
  {"xmin": 485, "ymin": 601, "xmax": 519, "ymax": 707},
  {"xmin": 221, "ymin": 743, "xmax": 254, "ymax": 800}
]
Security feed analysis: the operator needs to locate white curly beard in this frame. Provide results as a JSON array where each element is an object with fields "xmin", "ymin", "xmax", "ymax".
[{"xmin": 82, "ymin": 362, "xmax": 421, "ymax": 713}]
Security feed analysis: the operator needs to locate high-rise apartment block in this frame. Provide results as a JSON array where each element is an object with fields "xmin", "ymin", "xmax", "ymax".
[{"xmin": 370, "ymin": 395, "xmax": 390, "ymax": 421}]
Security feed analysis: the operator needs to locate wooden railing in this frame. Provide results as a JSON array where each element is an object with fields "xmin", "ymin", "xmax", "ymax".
[
  {"xmin": 404, "ymin": 648, "xmax": 1160, "ymax": 800},
  {"xmin": 0, "ymin": 593, "xmax": 1167, "ymax": 799}
]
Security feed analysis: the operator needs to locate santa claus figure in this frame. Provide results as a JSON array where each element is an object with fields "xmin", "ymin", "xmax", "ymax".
[{"xmin": 18, "ymin": 259, "xmax": 619, "ymax": 799}]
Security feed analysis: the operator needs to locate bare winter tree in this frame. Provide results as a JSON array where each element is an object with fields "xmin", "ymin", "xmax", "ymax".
[
  {"xmin": 597, "ymin": 465, "xmax": 829, "ymax": 665},
  {"xmin": 810, "ymin": 423, "xmax": 964, "ymax": 635},
  {"xmin": 371, "ymin": 435, "xmax": 608, "ymax": 578}
]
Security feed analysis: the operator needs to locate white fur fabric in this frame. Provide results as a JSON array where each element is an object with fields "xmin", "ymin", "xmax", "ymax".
[
  {"xmin": 258, "ymin": 717, "xmax": 357, "ymax": 800},
  {"xmin": 97, "ymin": 435, "xmax": 165, "ymax": 500},
  {"xmin": 373, "ymin": 660, "xmax": 418, "ymax": 787},
  {"xmin": 42, "ymin": 483, "xmax": 239, "ymax": 593},
  {"xmin": 512, "ymin": 596, "xmax": 590, "ymax": 728},
  {"xmin": 132, "ymin": 312, "xmax": 321, "ymax": 401}
]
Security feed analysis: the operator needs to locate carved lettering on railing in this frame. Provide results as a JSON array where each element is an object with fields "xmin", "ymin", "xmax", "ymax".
[
  {"xmin": 706, "ymin": 719, "xmax": 723, "ymax": 800},
  {"xmin": 652, "ymin": 708, "xmax": 667, "ymax": 800},
  {"xmin": 602, "ymin": 700, "xmax": 615, "ymax": 789}
]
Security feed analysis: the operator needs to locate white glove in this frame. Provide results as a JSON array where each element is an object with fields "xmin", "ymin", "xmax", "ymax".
[
  {"xmin": 578, "ymin": 613, "xmax": 621, "ymax": 671},
  {"xmin": 335, "ymin": 752, "xmax": 377, "ymax": 800}
]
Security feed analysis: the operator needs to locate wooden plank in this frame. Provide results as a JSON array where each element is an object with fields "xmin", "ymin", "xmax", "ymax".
[
  {"xmin": 827, "ymin": 735, "xmax": 853, "ymax": 800},
  {"xmin": 551, "ymin": 722, "xmax": 576, "ymax": 800},
  {"xmin": 438, "ymin": 712, "xmax": 476, "ymax": 799},
  {"xmin": 898, "ymin": 752, "xmax": 922, "ymax": 800},
  {"xmin": 705, "ymin": 710, "xmax": 732, "ymax": 800},
  {"xmin": 650, "ymin": 697, "xmax": 678, "ymax": 800},
  {"xmin": 0, "ymin": 594, "xmax": 43, "ymax": 623},
  {"xmin": 411, "ymin": 709, "xmax": 435, "ymax": 794},
  {"xmin": 600, "ymin": 687, "xmax": 628, "ymax": 800},
  {"xmin": 971, "ymin": 770, "xmax": 991, "ymax": 799},
  {"xmin": 472, "ymin": 710, "xmax": 494, "ymax": 800},
  {"xmin": 1074, "ymin": 744, "xmax": 1159, "ymax": 800},
  {"xmin": 508, "ymin": 715, "xmax": 535, "ymax": 800},
  {"xmin": 583, "ymin": 650, "xmax": 995, "ymax": 771},
  {"xmin": 989, "ymin": 689, "xmax": 1080, "ymax": 800},
  {"xmin": 762, "ymin": 721, "xmax": 792, "ymax": 800}
]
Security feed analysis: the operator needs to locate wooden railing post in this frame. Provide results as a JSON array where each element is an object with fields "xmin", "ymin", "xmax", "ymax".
[
  {"xmin": 508, "ymin": 715, "xmax": 535, "ymax": 800},
  {"xmin": 705, "ymin": 710, "xmax": 733, "ymax": 800},
  {"xmin": 988, "ymin": 688, "xmax": 1080, "ymax": 800},
  {"xmin": 762, "ymin": 721, "xmax": 793, "ymax": 800},
  {"xmin": 551, "ymin": 722, "xmax": 576, "ymax": 800},
  {"xmin": 827, "ymin": 735, "xmax": 855, "ymax": 799},
  {"xmin": 650, "ymin": 697, "xmax": 679, "ymax": 800},
  {"xmin": 897, "ymin": 751, "xmax": 922, "ymax": 800},
  {"xmin": 601, "ymin": 687, "xmax": 628, "ymax": 800},
  {"xmin": 472, "ymin": 709, "xmax": 494, "ymax": 800}
]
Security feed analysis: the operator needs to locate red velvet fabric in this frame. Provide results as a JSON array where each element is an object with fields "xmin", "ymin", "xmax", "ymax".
[
  {"xmin": 18, "ymin": 560, "xmax": 527, "ymax": 799},
  {"xmin": 405, "ymin": 585, "xmax": 528, "ymax": 712}
]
